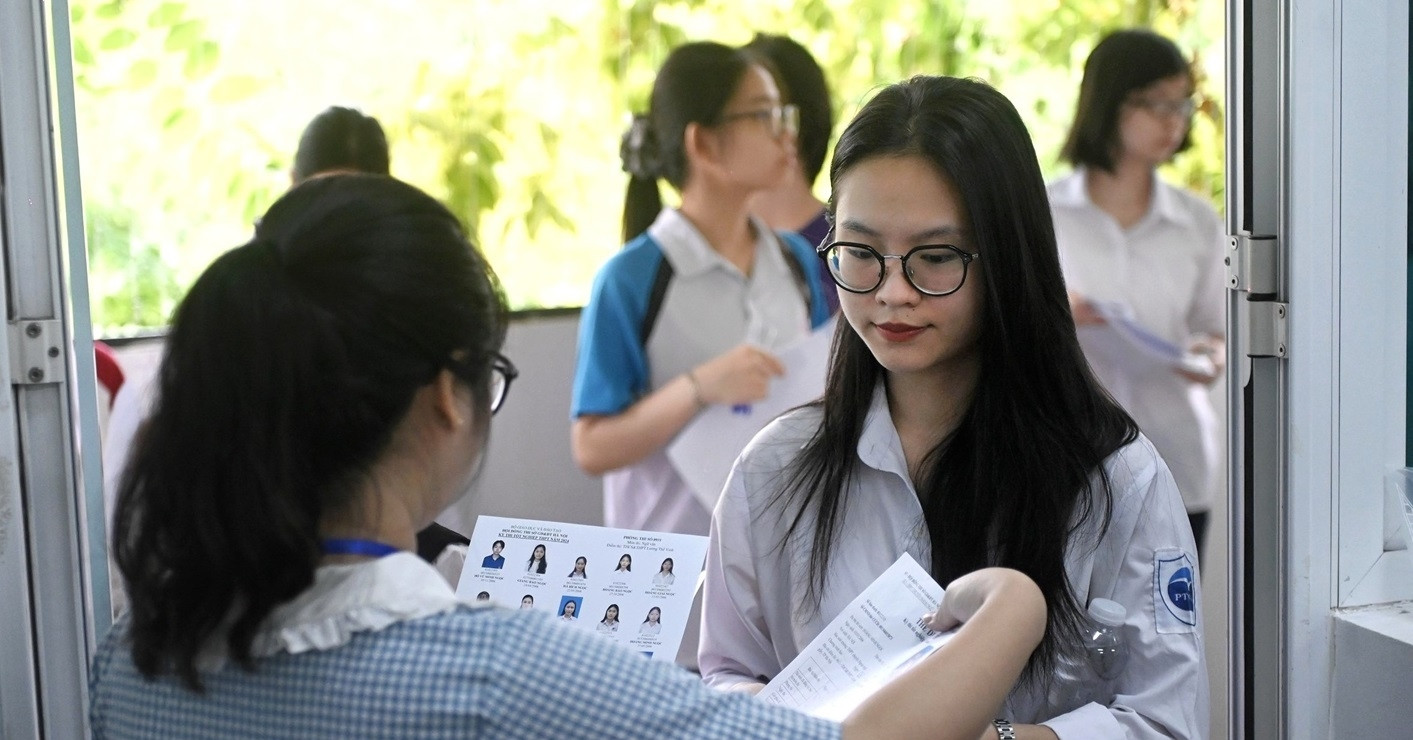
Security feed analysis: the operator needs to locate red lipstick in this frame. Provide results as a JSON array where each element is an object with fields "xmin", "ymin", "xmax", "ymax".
[{"xmin": 875, "ymin": 322, "xmax": 924, "ymax": 342}]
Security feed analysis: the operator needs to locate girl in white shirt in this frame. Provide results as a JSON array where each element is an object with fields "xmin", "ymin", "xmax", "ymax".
[
  {"xmin": 525, "ymin": 544, "xmax": 548, "ymax": 574},
  {"xmin": 700, "ymin": 76, "xmax": 1207, "ymax": 740},
  {"xmin": 1051, "ymin": 29, "xmax": 1226, "ymax": 557},
  {"xmin": 598, "ymin": 604, "xmax": 621, "ymax": 634},
  {"xmin": 653, "ymin": 558, "xmax": 675, "ymax": 586},
  {"xmin": 568, "ymin": 556, "xmax": 588, "ymax": 579},
  {"xmin": 640, "ymin": 607, "xmax": 663, "ymax": 636}
]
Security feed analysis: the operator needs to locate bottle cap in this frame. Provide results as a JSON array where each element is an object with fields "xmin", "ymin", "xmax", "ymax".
[{"xmin": 1087, "ymin": 598, "xmax": 1126, "ymax": 627}]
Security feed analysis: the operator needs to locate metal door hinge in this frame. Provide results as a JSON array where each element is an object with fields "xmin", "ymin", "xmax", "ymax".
[
  {"xmin": 1227, "ymin": 234, "xmax": 1287, "ymax": 359},
  {"xmin": 7, "ymin": 319, "xmax": 64, "ymax": 385},
  {"xmin": 1227, "ymin": 234, "xmax": 1278, "ymax": 295}
]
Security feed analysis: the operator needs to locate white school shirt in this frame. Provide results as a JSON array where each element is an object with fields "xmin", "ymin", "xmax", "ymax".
[
  {"xmin": 1049, "ymin": 170, "xmax": 1225, "ymax": 514},
  {"xmin": 699, "ymin": 386, "xmax": 1209, "ymax": 740}
]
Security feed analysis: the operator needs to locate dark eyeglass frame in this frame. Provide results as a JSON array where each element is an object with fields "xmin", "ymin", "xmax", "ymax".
[
  {"xmin": 816, "ymin": 240, "xmax": 980, "ymax": 297},
  {"xmin": 716, "ymin": 103, "xmax": 800, "ymax": 139},
  {"xmin": 488, "ymin": 352, "xmax": 518, "ymax": 415}
]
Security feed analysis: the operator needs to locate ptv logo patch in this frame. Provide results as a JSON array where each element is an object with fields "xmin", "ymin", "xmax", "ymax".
[{"xmin": 1154, "ymin": 550, "xmax": 1197, "ymax": 634}]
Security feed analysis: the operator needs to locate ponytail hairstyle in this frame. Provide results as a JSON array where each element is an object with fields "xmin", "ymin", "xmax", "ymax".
[
  {"xmin": 113, "ymin": 174, "xmax": 507, "ymax": 690},
  {"xmin": 619, "ymin": 41, "xmax": 756, "ymax": 242},
  {"xmin": 772, "ymin": 77, "xmax": 1139, "ymax": 685},
  {"xmin": 292, "ymin": 106, "xmax": 390, "ymax": 182}
]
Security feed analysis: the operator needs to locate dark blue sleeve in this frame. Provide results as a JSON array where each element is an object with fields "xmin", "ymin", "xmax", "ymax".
[{"xmin": 571, "ymin": 236, "xmax": 662, "ymax": 418}]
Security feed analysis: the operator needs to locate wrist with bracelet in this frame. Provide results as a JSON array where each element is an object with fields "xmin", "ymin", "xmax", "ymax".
[
  {"xmin": 685, "ymin": 370, "xmax": 708, "ymax": 409},
  {"xmin": 992, "ymin": 718, "xmax": 1016, "ymax": 740}
]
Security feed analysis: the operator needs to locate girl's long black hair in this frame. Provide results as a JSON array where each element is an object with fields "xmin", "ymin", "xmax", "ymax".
[
  {"xmin": 771, "ymin": 76, "xmax": 1138, "ymax": 684},
  {"xmin": 113, "ymin": 175, "xmax": 507, "ymax": 690}
]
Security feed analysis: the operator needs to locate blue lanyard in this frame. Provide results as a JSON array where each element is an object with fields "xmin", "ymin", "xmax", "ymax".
[{"xmin": 321, "ymin": 538, "xmax": 400, "ymax": 558}]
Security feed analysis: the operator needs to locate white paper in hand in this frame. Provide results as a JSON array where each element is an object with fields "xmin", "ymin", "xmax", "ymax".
[
  {"xmin": 756, "ymin": 553, "xmax": 955, "ymax": 721},
  {"xmin": 667, "ymin": 317, "xmax": 835, "ymax": 509}
]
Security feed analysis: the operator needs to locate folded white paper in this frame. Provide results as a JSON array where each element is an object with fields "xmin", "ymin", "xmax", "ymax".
[{"xmin": 757, "ymin": 553, "xmax": 955, "ymax": 721}]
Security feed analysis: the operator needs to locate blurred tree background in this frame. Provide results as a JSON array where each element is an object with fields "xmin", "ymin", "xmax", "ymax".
[{"xmin": 71, "ymin": 0, "xmax": 1222, "ymax": 334}]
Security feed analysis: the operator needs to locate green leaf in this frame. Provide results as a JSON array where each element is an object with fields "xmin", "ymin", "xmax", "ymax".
[
  {"xmin": 72, "ymin": 39, "xmax": 94, "ymax": 67},
  {"xmin": 147, "ymin": 2, "xmax": 185, "ymax": 28},
  {"xmin": 209, "ymin": 75, "xmax": 260, "ymax": 103},
  {"xmin": 94, "ymin": 1, "xmax": 122, "ymax": 20},
  {"xmin": 183, "ymin": 40, "xmax": 219, "ymax": 80},
  {"xmin": 99, "ymin": 29, "xmax": 138, "ymax": 51},
  {"xmin": 127, "ymin": 59, "xmax": 159, "ymax": 87},
  {"xmin": 164, "ymin": 20, "xmax": 206, "ymax": 53}
]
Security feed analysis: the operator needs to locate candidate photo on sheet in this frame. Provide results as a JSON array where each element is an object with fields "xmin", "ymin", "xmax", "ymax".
[
  {"xmin": 481, "ymin": 540, "xmax": 506, "ymax": 569},
  {"xmin": 558, "ymin": 596, "xmax": 583, "ymax": 622}
]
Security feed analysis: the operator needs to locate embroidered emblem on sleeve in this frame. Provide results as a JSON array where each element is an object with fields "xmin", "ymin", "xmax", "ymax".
[{"xmin": 1153, "ymin": 549, "xmax": 1197, "ymax": 634}]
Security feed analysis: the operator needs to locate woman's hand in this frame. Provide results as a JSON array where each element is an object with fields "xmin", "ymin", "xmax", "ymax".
[
  {"xmin": 692, "ymin": 344, "xmax": 785, "ymax": 406},
  {"xmin": 1175, "ymin": 334, "xmax": 1226, "ymax": 385},
  {"xmin": 1069, "ymin": 292, "xmax": 1107, "ymax": 326},
  {"xmin": 923, "ymin": 567, "xmax": 1044, "ymax": 634}
]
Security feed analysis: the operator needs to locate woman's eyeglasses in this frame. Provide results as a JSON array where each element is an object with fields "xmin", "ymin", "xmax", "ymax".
[
  {"xmin": 717, "ymin": 104, "xmax": 800, "ymax": 139},
  {"xmin": 1128, "ymin": 96, "xmax": 1197, "ymax": 119},
  {"xmin": 817, "ymin": 241, "xmax": 979, "ymax": 297},
  {"xmin": 488, "ymin": 352, "xmax": 518, "ymax": 415}
]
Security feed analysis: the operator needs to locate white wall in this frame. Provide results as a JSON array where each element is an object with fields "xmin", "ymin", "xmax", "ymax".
[{"xmin": 438, "ymin": 310, "xmax": 603, "ymax": 533}]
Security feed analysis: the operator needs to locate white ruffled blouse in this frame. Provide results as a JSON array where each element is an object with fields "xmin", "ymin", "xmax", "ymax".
[{"xmin": 199, "ymin": 551, "xmax": 467, "ymax": 668}]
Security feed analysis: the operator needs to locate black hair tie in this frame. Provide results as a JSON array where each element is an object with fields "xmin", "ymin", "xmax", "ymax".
[{"xmin": 619, "ymin": 113, "xmax": 661, "ymax": 179}]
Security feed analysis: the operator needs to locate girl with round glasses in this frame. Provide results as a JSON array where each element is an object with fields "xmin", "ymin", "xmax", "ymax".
[
  {"xmin": 700, "ymin": 76, "xmax": 1207, "ymax": 740},
  {"xmin": 571, "ymin": 41, "xmax": 832, "ymax": 537},
  {"xmin": 1052, "ymin": 29, "xmax": 1225, "ymax": 559},
  {"xmin": 90, "ymin": 173, "xmax": 1049, "ymax": 740}
]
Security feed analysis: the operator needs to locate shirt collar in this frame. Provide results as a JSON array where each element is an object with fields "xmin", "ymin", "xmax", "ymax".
[
  {"xmin": 229, "ymin": 552, "xmax": 466, "ymax": 663},
  {"xmin": 1052, "ymin": 167, "xmax": 1186, "ymax": 227},
  {"xmin": 646, "ymin": 208, "xmax": 776, "ymax": 279},
  {"xmin": 1049, "ymin": 169, "xmax": 1090, "ymax": 208},
  {"xmin": 855, "ymin": 382, "xmax": 912, "ymax": 483}
]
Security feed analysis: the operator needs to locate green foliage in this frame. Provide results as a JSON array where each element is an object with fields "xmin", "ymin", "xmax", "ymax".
[{"xmin": 72, "ymin": 0, "xmax": 1224, "ymax": 330}]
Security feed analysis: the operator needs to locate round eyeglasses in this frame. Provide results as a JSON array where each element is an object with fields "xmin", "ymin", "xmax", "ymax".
[
  {"xmin": 817, "ymin": 241, "xmax": 979, "ymax": 297},
  {"xmin": 488, "ymin": 352, "xmax": 518, "ymax": 415}
]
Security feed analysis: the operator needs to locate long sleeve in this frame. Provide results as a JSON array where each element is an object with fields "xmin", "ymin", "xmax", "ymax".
[
  {"xmin": 697, "ymin": 465, "xmax": 781, "ymax": 689},
  {"xmin": 1039, "ymin": 440, "xmax": 1210, "ymax": 740}
]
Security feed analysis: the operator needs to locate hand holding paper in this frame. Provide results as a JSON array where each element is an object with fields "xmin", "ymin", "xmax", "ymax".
[
  {"xmin": 756, "ymin": 554, "xmax": 955, "ymax": 721},
  {"xmin": 668, "ymin": 317, "xmax": 835, "ymax": 509},
  {"xmin": 691, "ymin": 343, "xmax": 785, "ymax": 406}
]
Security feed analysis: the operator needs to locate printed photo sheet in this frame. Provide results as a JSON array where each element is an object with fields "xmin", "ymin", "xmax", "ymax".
[{"xmin": 456, "ymin": 515, "xmax": 708, "ymax": 662}]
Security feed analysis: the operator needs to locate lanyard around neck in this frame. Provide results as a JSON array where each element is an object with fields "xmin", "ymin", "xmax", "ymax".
[{"xmin": 321, "ymin": 538, "xmax": 400, "ymax": 558}]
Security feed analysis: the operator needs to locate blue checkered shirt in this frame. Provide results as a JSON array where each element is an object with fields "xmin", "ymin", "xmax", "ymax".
[{"xmin": 90, "ymin": 605, "xmax": 841, "ymax": 739}]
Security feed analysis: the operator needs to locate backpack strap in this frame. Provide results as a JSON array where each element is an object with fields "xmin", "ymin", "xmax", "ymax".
[
  {"xmin": 639, "ymin": 256, "xmax": 675, "ymax": 348},
  {"xmin": 772, "ymin": 230, "xmax": 813, "ymax": 309}
]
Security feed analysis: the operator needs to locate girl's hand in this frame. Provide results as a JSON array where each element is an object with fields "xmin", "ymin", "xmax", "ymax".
[
  {"xmin": 1069, "ymin": 293, "xmax": 1107, "ymax": 326},
  {"xmin": 692, "ymin": 344, "xmax": 785, "ymax": 406}
]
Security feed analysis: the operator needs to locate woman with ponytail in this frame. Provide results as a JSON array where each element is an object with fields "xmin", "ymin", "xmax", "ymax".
[
  {"xmin": 571, "ymin": 41, "xmax": 832, "ymax": 536},
  {"xmin": 90, "ymin": 173, "xmax": 1049, "ymax": 740}
]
